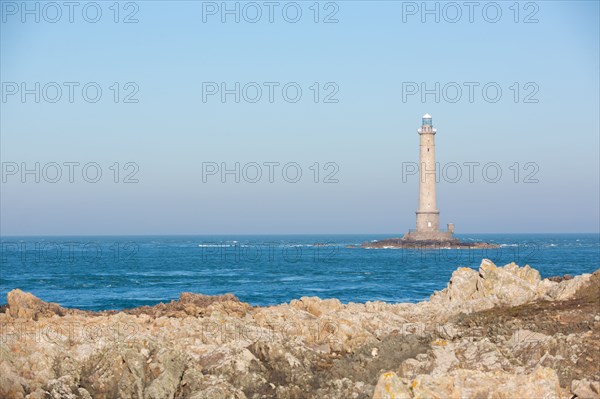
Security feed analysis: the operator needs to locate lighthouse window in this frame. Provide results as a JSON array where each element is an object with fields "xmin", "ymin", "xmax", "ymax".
[{"xmin": 427, "ymin": 148, "xmax": 429, "ymax": 152}]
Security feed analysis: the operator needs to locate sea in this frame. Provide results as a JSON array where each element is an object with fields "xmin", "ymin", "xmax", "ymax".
[{"xmin": 0, "ymin": 234, "xmax": 598, "ymax": 311}]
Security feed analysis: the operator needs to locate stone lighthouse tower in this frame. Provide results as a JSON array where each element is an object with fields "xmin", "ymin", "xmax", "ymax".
[
  {"xmin": 404, "ymin": 114, "xmax": 454, "ymax": 242},
  {"xmin": 416, "ymin": 113, "xmax": 439, "ymax": 233}
]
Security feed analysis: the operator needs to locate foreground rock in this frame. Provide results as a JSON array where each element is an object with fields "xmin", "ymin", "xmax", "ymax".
[
  {"xmin": 373, "ymin": 367, "xmax": 563, "ymax": 399},
  {"xmin": 0, "ymin": 260, "xmax": 598, "ymax": 399}
]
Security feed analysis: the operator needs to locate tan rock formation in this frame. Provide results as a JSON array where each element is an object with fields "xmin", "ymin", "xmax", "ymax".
[{"xmin": 0, "ymin": 260, "xmax": 597, "ymax": 398}]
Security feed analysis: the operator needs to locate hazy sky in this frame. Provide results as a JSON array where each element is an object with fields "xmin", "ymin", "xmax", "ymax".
[{"xmin": 1, "ymin": 1, "xmax": 599, "ymax": 235}]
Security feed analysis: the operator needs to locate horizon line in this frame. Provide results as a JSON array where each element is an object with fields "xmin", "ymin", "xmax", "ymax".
[{"xmin": 1, "ymin": 232, "xmax": 599, "ymax": 238}]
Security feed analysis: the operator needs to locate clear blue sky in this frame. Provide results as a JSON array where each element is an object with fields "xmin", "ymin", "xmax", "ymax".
[{"xmin": 1, "ymin": 1, "xmax": 599, "ymax": 235}]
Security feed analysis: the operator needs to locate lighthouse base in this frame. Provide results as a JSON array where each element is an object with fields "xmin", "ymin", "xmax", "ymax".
[
  {"xmin": 403, "ymin": 212, "xmax": 455, "ymax": 242},
  {"xmin": 402, "ymin": 230, "xmax": 456, "ymax": 242},
  {"xmin": 415, "ymin": 211, "xmax": 440, "ymax": 233},
  {"xmin": 357, "ymin": 222, "xmax": 499, "ymax": 249}
]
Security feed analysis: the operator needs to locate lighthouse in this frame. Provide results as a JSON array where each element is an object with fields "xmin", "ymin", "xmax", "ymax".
[
  {"xmin": 359, "ymin": 113, "xmax": 498, "ymax": 248},
  {"xmin": 404, "ymin": 114, "xmax": 455, "ymax": 242}
]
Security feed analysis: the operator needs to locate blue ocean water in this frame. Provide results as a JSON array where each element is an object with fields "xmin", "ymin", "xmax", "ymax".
[{"xmin": 0, "ymin": 234, "xmax": 598, "ymax": 311}]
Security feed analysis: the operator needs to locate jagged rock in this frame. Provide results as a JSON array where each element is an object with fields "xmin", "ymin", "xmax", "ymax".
[
  {"xmin": 572, "ymin": 379, "xmax": 600, "ymax": 399},
  {"xmin": 144, "ymin": 348, "xmax": 187, "ymax": 399},
  {"xmin": 25, "ymin": 388, "xmax": 46, "ymax": 399},
  {"xmin": 429, "ymin": 259, "xmax": 593, "ymax": 314},
  {"xmin": 0, "ymin": 261, "xmax": 598, "ymax": 399},
  {"xmin": 6, "ymin": 289, "xmax": 66, "ymax": 320},
  {"xmin": 0, "ymin": 362, "xmax": 27, "ymax": 399},
  {"xmin": 477, "ymin": 260, "xmax": 541, "ymax": 305},
  {"xmin": 47, "ymin": 375, "xmax": 93, "ymax": 399},
  {"xmin": 290, "ymin": 297, "xmax": 343, "ymax": 317},
  {"xmin": 122, "ymin": 292, "xmax": 252, "ymax": 318},
  {"xmin": 396, "ymin": 367, "xmax": 562, "ymax": 398},
  {"xmin": 547, "ymin": 273, "xmax": 595, "ymax": 301},
  {"xmin": 372, "ymin": 372, "xmax": 411, "ymax": 399},
  {"xmin": 189, "ymin": 383, "xmax": 247, "ymax": 399},
  {"xmin": 548, "ymin": 274, "xmax": 574, "ymax": 283}
]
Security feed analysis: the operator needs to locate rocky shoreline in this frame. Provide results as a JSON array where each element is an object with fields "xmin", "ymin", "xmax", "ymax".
[
  {"xmin": 1, "ymin": 260, "xmax": 598, "ymax": 399},
  {"xmin": 358, "ymin": 238, "xmax": 500, "ymax": 249}
]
